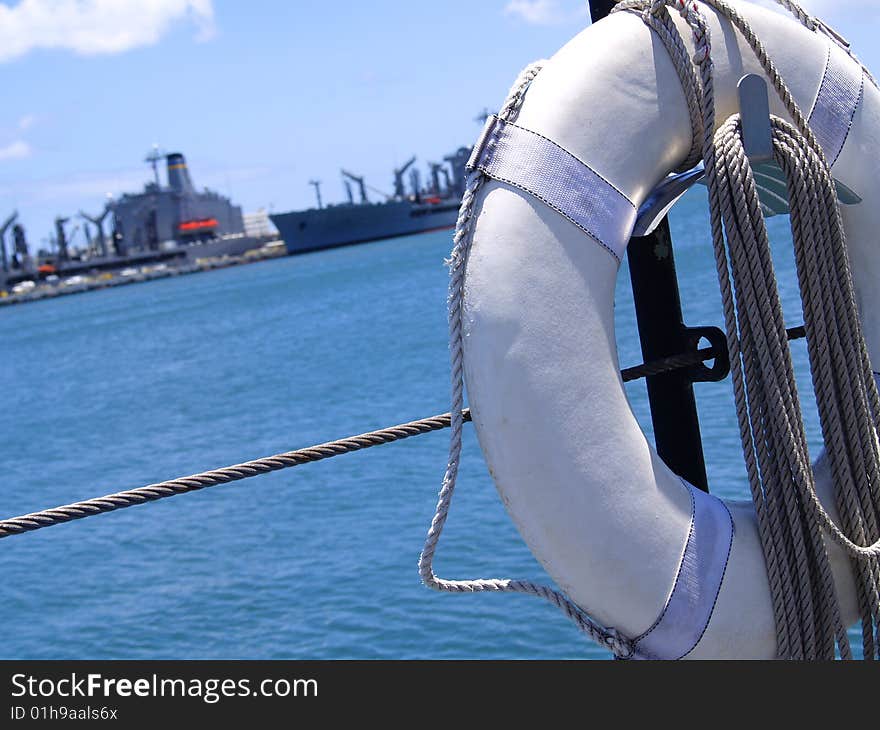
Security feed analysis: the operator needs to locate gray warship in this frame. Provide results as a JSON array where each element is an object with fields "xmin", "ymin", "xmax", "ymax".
[
  {"xmin": 270, "ymin": 147, "xmax": 471, "ymax": 255},
  {"xmin": 0, "ymin": 149, "xmax": 266, "ymax": 290},
  {"xmin": 108, "ymin": 148, "xmax": 252, "ymax": 258}
]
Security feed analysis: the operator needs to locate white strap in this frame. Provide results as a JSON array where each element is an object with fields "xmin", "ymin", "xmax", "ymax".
[
  {"xmin": 629, "ymin": 480, "xmax": 735, "ymax": 660},
  {"xmin": 467, "ymin": 116, "xmax": 636, "ymax": 262}
]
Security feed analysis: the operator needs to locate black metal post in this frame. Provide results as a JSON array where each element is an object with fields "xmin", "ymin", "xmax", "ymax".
[
  {"xmin": 588, "ymin": 0, "xmax": 617, "ymax": 19},
  {"xmin": 627, "ymin": 223, "xmax": 711, "ymax": 490},
  {"xmin": 589, "ymin": 0, "xmax": 712, "ymax": 491}
]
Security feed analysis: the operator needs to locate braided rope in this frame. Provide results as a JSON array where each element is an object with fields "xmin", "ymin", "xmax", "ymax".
[
  {"xmin": 615, "ymin": 0, "xmax": 880, "ymax": 659},
  {"xmin": 0, "ymin": 331, "xmax": 763, "ymax": 541},
  {"xmin": 416, "ymin": 61, "xmax": 634, "ymax": 659},
  {"xmin": 0, "ymin": 412, "xmax": 463, "ymax": 540},
  {"xmin": 769, "ymin": 0, "xmax": 815, "ymax": 30}
]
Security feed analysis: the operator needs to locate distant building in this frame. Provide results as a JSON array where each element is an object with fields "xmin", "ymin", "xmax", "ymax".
[{"xmin": 243, "ymin": 209, "xmax": 278, "ymax": 238}]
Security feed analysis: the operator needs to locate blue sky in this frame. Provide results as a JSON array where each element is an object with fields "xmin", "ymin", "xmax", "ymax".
[{"xmin": 0, "ymin": 0, "xmax": 876, "ymax": 247}]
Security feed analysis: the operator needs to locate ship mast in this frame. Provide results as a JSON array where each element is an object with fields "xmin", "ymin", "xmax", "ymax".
[
  {"xmin": 309, "ymin": 179, "xmax": 323, "ymax": 209},
  {"xmin": 144, "ymin": 144, "xmax": 163, "ymax": 189}
]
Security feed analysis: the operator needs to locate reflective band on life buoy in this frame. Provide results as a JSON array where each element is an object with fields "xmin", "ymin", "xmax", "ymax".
[
  {"xmin": 629, "ymin": 480, "xmax": 733, "ymax": 660},
  {"xmin": 808, "ymin": 41, "xmax": 864, "ymax": 167}
]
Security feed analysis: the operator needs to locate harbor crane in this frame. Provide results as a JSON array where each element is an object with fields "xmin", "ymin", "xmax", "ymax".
[
  {"xmin": 341, "ymin": 169, "xmax": 369, "ymax": 204},
  {"xmin": 409, "ymin": 168, "xmax": 421, "ymax": 200},
  {"xmin": 309, "ymin": 179, "xmax": 323, "ymax": 210},
  {"xmin": 54, "ymin": 216, "xmax": 71, "ymax": 261},
  {"xmin": 393, "ymin": 156, "xmax": 416, "ymax": 199},
  {"xmin": 0, "ymin": 210, "xmax": 17, "ymax": 272},
  {"xmin": 11, "ymin": 223, "xmax": 28, "ymax": 268},
  {"xmin": 79, "ymin": 205, "xmax": 112, "ymax": 257},
  {"xmin": 429, "ymin": 162, "xmax": 441, "ymax": 195}
]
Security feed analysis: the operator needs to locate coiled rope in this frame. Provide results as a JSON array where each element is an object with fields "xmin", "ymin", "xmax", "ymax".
[
  {"xmin": 610, "ymin": 0, "xmax": 880, "ymax": 659},
  {"xmin": 414, "ymin": 0, "xmax": 880, "ymax": 660}
]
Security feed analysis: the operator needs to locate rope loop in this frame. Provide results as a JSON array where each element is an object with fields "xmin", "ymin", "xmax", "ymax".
[
  {"xmin": 426, "ymin": 0, "xmax": 880, "ymax": 659},
  {"xmin": 420, "ymin": 58, "xmax": 633, "ymax": 655}
]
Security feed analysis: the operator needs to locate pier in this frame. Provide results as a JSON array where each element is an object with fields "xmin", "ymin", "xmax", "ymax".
[{"xmin": 0, "ymin": 240, "xmax": 286, "ymax": 307}]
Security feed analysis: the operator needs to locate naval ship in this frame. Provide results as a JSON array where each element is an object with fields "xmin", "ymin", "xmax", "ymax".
[
  {"xmin": 0, "ymin": 149, "xmax": 267, "ymax": 290},
  {"xmin": 270, "ymin": 147, "xmax": 471, "ymax": 255},
  {"xmin": 108, "ymin": 149, "xmax": 253, "ymax": 258}
]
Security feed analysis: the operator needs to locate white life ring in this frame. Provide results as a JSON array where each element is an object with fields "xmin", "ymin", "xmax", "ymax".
[{"xmin": 463, "ymin": 1, "xmax": 878, "ymax": 658}]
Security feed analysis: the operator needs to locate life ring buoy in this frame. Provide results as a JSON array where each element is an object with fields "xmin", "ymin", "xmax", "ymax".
[{"xmin": 462, "ymin": 1, "xmax": 877, "ymax": 658}]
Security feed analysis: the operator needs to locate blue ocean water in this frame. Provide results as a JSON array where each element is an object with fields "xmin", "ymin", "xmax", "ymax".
[{"xmin": 0, "ymin": 188, "xmax": 860, "ymax": 659}]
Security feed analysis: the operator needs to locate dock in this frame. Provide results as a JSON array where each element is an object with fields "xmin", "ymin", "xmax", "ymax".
[{"xmin": 0, "ymin": 240, "xmax": 286, "ymax": 308}]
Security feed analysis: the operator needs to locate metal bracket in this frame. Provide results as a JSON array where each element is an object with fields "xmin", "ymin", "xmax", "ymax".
[
  {"xmin": 738, "ymin": 74, "xmax": 774, "ymax": 163},
  {"xmin": 633, "ymin": 75, "xmax": 861, "ymax": 236},
  {"xmin": 631, "ymin": 167, "xmax": 705, "ymax": 237},
  {"xmin": 684, "ymin": 326, "xmax": 730, "ymax": 383}
]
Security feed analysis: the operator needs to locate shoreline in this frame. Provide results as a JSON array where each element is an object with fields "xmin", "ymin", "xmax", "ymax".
[{"xmin": 0, "ymin": 240, "xmax": 287, "ymax": 308}]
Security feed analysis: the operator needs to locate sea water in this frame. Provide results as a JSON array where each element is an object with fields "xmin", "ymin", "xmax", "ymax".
[{"xmin": 0, "ymin": 188, "xmax": 862, "ymax": 659}]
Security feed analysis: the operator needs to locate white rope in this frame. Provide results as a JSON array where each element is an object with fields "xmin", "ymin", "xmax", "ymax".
[
  {"xmin": 613, "ymin": 0, "xmax": 880, "ymax": 659},
  {"xmin": 420, "ymin": 0, "xmax": 880, "ymax": 660},
  {"xmin": 417, "ymin": 61, "xmax": 634, "ymax": 659}
]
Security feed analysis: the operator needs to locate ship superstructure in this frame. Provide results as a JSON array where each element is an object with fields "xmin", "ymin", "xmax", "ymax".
[{"xmin": 110, "ymin": 149, "xmax": 245, "ymax": 254}]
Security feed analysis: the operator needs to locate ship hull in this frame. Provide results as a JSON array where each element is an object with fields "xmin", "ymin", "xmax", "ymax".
[
  {"xmin": 270, "ymin": 199, "xmax": 459, "ymax": 255},
  {"xmin": 182, "ymin": 234, "xmax": 266, "ymax": 261}
]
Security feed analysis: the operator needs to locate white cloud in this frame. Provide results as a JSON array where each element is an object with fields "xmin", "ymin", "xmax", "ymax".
[
  {"xmin": 17, "ymin": 113, "xmax": 36, "ymax": 131},
  {"xmin": 0, "ymin": 0, "xmax": 215, "ymax": 64},
  {"xmin": 0, "ymin": 140, "xmax": 31, "ymax": 161},
  {"xmin": 504, "ymin": 0, "xmax": 567, "ymax": 26}
]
